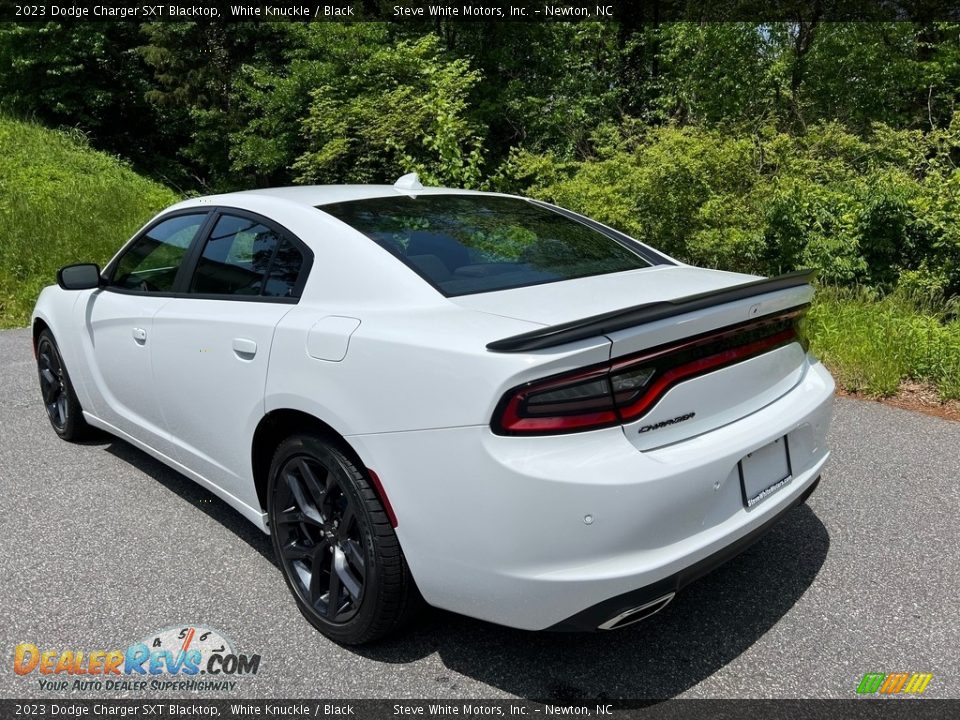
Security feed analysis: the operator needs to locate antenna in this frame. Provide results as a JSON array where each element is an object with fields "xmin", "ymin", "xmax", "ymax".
[{"xmin": 393, "ymin": 172, "xmax": 424, "ymax": 191}]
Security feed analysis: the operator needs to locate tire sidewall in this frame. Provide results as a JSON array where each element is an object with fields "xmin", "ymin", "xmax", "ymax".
[{"xmin": 37, "ymin": 330, "xmax": 80, "ymax": 440}]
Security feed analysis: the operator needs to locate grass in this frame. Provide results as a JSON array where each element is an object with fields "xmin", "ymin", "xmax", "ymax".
[
  {"xmin": 807, "ymin": 287, "xmax": 960, "ymax": 401},
  {"xmin": 0, "ymin": 116, "xmax": 178, "ymax": 327}
]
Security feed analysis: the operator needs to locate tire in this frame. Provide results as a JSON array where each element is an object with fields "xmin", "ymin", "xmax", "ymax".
[
  {"xmin": 36, "ymin": 329, "xmax": 92, "ymax": 441},
  {"xmin": 267, "ymin": 433, "xmax": 419, "ymax": 644}
]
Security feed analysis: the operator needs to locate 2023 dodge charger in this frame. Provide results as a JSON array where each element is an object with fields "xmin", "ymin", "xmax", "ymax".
[{"xmin": 32, "ymin": 175, "xmax": 834, "ymax": 644}]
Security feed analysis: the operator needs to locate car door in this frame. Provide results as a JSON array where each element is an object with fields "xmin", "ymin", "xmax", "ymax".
[
  {"xmin": 149, "ymin": 210, "xmax": 312, "ymax": 511},
  {"xmin": 78, "ymin": 211, "xmax": 211, "ymax": 455}
]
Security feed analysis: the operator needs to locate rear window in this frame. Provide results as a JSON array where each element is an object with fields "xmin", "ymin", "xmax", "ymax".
[{"xmin": 318, "ymin": 195, "xmax": 654, "ymax": 296}]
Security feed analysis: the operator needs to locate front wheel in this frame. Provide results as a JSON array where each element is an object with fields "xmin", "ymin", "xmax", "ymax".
[
  {"xmin": 267, "ymin": 433, "xmax": 419, "ymax": 644},
  {"xmin": 36, "ymin": 329, "xmax": 92, "ymax": 441}
]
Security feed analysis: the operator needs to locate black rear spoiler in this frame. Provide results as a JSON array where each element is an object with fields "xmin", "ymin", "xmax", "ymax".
[{"xmin": 486, "ymin": 269, "xmax": 816, "ymax": 353}]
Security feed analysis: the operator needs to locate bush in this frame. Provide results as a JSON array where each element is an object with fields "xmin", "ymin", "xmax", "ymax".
[{"xmin": 498, "ymin": 119, "xmax": 960, "ymax": 296}]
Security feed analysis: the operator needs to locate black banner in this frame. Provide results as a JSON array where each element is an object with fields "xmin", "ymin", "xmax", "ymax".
[
  {"xmin": 3, "ymin": 700, "xmax": 960, "ymax": 720},
  {"xmin": 2, "ymin": 0, "xmax": 960, "ymax": 23}
]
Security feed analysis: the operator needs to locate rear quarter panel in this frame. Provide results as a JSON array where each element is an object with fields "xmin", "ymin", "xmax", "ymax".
[{"xmin": 263, "ymin": 302, "xmax": 613, "ymax": 436}]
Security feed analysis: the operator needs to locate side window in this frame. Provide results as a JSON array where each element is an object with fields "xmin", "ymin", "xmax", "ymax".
[
  {"xmin": 111, "ymin": 214, "xmax": 206, "ymax": 292},
  {"xmin": 188, "ymin": 214, "xmax": 304, "ymax": 298},
  {"xmin": 262, "ymin": 240, "xmax": 305, "ymax": 298}
]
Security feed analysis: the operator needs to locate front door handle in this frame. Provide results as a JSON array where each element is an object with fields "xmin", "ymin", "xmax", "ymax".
[
  {"xmin": 132, "ymin": 327, "xmax": 147, "ymax": 344},
  {"xmin": 232, "ymin": 337, "xmax": 257, "ymax": 358}
]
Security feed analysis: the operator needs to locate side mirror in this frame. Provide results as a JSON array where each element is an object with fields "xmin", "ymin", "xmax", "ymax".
[{"xmin": 57, "ymin": 263, "xmax": 102, "ymax": 290}]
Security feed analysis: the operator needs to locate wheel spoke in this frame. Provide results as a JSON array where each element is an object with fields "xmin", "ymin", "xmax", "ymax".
[
  {"xmin": 307, "ymin": 541, "xmax": 330, "ymax": 605},
  {"xmin": 282, "ymin": 539, "xmax": 316, "ymax": 561},
  {"xmin": 38, "ymin": 351, "xmax": 60, "ymax": 406},
  {"xmin": 336, "ymin": 507, "xmax": 355, "ymax": 541},
  {"xmin": 297, "ymin": 458, "xmax": 328, "ymax": 507},
  {"xmin": 41, "ymin": 382, "xmax": 58, "ymax": 405},
  {"xmin": 325, "ymin": 552, "xmax": 343, "ymax": 618},
  {"xmin": 285, "ymin": 472, "xmax": 323, "ymax": 524},
  {"xmin": 341, "ymin": 538, "xmax": 365, "ymax": 575},
  {"xmin": 46, "ymin": 347, "xmax": 61, "ymax": 375},
  {"xmin": 333, "ymin": 546, "xmax": 362, "ymax": 602},
  {"xmin": 55, "ymin": 395, "xmax": 67, "ymax": 425},
  {"xmin": 276, "ymin": 507, "xmax": 322, "ymax": 527}
]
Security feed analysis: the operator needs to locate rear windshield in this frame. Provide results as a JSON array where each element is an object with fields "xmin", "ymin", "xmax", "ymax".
[{"xmin": 319, "ymin": 194, "xmax": 654, "ymax": 296}]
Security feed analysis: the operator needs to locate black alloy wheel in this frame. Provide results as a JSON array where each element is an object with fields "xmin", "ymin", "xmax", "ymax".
[
  {"xmin": 36, "ymin": 329, "xmax": 91, "ymax": 441},
  {"xmin": 267, "ymin": 433, "xmax": 419, "ymax": 644}
]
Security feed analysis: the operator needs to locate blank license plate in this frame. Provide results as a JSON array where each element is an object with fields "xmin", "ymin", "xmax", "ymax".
[{"xmin": 739, "ymin": 436, "xmax": 791, "ymax": 508}]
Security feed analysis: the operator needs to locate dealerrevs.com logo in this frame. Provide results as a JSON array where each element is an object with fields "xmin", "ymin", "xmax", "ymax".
[
  {"xmin": 856, "ymin": 672, "xmax": 934, "ymax": 697},
  {"xmin": 13, "ymin": 626, "xmax": 260, "ymax": 693}
]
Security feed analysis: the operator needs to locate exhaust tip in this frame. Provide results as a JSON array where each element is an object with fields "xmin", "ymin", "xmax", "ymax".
[{"xmin": 598, "ymin": 592, "xmax": 675, "ymax": 630}]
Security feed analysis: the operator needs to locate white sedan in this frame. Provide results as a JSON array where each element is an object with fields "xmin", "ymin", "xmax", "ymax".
[{"xmin": 32, "ymin": 175, "xmax": 834, "ymax": 644}]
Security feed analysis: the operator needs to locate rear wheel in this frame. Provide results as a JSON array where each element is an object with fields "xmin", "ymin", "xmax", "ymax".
[
  {"xmin": 36, "ymin": 329, "xmax": 92, "ymax": 441},
  {"xmin": 267, "ymin": 433, "xmax": 418, "ymax": 644}
]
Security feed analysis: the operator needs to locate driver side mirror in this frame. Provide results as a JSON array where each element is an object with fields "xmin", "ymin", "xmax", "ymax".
[{"xmin": 57, "ymin": 263, "xmax": 102, "ymax": 290}]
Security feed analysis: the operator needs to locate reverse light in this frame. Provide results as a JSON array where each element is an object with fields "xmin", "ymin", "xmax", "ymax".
[{"xmin": 491, "ymin": 310, "xmax": 803, "ymax": 436}]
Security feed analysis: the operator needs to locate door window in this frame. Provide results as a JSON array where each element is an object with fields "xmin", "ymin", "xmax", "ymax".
[
  {"xmin": 110, "ymin": 214, "xmax": 207, "ymax": 293},
  {"xmin": 188, "ymin": 214, "xmax": 305, "ymax": 298}
]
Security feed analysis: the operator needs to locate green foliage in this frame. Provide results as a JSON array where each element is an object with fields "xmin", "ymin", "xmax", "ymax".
[
  {"xmin": 653, "ymin": 23, "xmax": 775, "ymax": 126},
  {"xmin": 500, "ymin": 119, "xmax": 960, "ymax": 296},
  {"xmin": 808, "ymin": 287, "xmax": 960, "ymax": 399},
  {"xmin": 138, "ymin": 22, "xmax": 294, "ymax": 189},
  {"xmin": 0, "ymin": 23, "xmax": 169, "ymax": 172},
  {"xmin": 0, "ymin": 116, "xmax": 177, "ymax": 327},
  {"xmin": 288, "ymin": 32, "xmax": 485, "ymax": 187},
  {"xmin": 227, "ymin": 26, "xmax": 486, "ymax": 187}
]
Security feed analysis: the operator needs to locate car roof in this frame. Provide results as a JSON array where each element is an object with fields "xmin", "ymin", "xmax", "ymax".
[{"xmin": 182, "ymin": 184, "xmax": 499, "ymax": 210}]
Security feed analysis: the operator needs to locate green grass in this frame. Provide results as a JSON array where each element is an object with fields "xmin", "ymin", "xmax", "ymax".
[
  {"xmin": 0, "ymin": 116, "xmax": 178, "ymax": 327},
  {"xmin": 807, "ymin": 287, "xmax": 960, "ymax": 400}
]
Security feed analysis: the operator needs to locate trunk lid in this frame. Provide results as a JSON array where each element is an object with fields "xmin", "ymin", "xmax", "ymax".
[
  {"xmin": 475, "ymin": 266, "xmax": 814, "ymax": 449},
  {"xmin": 450, "ymin": 265, "xmax": 759, "ymax": 327}
]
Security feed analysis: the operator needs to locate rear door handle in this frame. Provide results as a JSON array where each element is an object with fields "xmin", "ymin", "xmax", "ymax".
[
  {"xmin": 132, "ymin": 327, "xmax": 147, "ymax": 344},
  {"xmin": 232, "ymin": 337, "xmax": 257, "ymax": 358}
]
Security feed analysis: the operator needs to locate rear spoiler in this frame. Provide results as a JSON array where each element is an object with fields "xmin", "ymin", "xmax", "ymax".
[{"xmin": 486, "ymin": 269, "xmax": 816, "ymax": 353}]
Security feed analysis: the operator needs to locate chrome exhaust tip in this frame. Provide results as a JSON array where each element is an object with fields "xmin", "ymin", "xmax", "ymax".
[{"xmin": 597, "ymin": 592, "xmax": 675, "ymax": 630}]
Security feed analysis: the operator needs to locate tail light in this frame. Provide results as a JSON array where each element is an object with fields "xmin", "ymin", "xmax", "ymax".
[{"xmin": 491, "ymin": 310, "xmax": 804, "ymax": 436}]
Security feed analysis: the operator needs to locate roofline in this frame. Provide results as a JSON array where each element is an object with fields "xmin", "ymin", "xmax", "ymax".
[{"xmin": 169, "ymin": 185, "xmax": 528, "ymax": 214}]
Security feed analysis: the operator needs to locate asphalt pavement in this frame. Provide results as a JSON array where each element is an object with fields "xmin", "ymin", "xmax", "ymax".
[{"xmin": 1, "ymin": 326, "xmax": 958, "ymax": 700}]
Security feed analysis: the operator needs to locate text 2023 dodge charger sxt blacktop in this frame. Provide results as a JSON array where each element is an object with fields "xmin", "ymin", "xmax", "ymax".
[{"xmin": 32, "ymin": 174, "xmax": 834, "ymax": 644}]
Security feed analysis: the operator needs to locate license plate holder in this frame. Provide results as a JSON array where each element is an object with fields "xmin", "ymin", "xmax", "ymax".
[{"xmin": 739, "ymin": 436, "xmax": 792, "ymax": 509}]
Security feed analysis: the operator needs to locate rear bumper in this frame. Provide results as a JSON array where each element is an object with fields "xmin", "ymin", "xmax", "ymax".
[
  {"xmin": 548, "ymin": 475, "xmax": 821, "ymax": 631},
  {"xmin": 348, "ymin": 356, "xmax": 834, "ymax": 631}
]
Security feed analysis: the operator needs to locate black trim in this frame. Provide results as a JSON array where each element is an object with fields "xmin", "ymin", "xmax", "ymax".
[
  {"xmin": 101, "ymin": 206, "xmax": 314, "ymax": 303},
  {"xmin": 486, "ymin": 269, "xmax": 817, "ymax": 353},
  {"xmin": 56, "ymin": 263, "xmax": 102, "ymax": 291},
  {"xmin": 172, "ymin": 209, "xmax": 220, "ymax": 292},
  {"xmin": 548, "ymin": 475, "xmax": 821, "ymax": 632}
]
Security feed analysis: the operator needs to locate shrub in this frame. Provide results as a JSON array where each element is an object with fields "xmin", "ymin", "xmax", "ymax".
[{"xmin": 498, "ymin": 119, "xmax": 960, "ymax": 296}]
